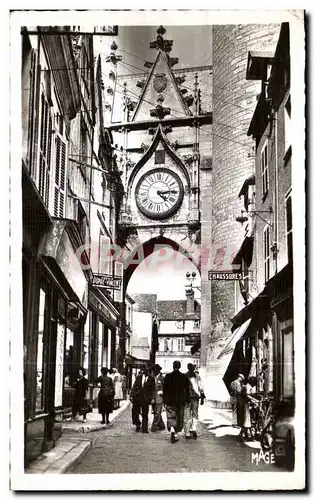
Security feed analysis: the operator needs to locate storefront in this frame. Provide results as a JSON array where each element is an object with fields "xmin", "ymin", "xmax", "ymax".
[
  {"xmin": 222, "ymin": 262, "xmax": 293, "ymax": 403},
  {"xmin": 88, "ymin": 288, "xmax": 120, "ymax": 405},
  {"xmin": 267, "ymin": 263, "xmax": 294, "ymax": 401},
  {"xmin": 23, "ymin": 215, "xmax": 90, "ymax": 465}
]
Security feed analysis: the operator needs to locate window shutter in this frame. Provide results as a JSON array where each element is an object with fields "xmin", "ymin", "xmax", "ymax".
[
  {"xmin": 27, "ymin": 49, "xmax": 37, "ymax": 173},
  {"xmin": 54, "ymin": 134, "xmax": 67, "ymax": 217},
  {"xmin": 99, "ymin": 235, "xmax": 110, "ymax": 275},
  {"xmin": 113, "ymin": 261, "xmax": 124, "ymax": 303},
  {"xmin": 38, "ymin": 93, "xmax": 52, "ymax": 206}
]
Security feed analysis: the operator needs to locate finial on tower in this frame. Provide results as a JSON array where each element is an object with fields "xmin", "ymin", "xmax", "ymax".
[{"xmin": 149, "ymin": 26, "xmax": 174, "ymax": 53}]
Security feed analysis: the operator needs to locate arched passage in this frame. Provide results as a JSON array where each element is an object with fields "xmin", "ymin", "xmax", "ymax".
[{"xmin": 122, "ymin": 235, "xmax": 200, "ymax": 295}]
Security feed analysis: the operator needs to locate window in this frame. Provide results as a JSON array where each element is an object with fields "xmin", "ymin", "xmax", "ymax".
[
  {"xmin": 175, "ymin": 320, "xmax": 184, "ymax": 330},
  {"xmin": 177, "ymin": 337, "xmax": 185, "ymax": 352},
  {"xmin": 113, "ymin": 261, "xmax": 124, "ymax": 303},
  {"xmin": 282, "ymin": 326, "xmax": 294, "ymax": 397},
  {"xmin": 286, "ymin": 194, "xmax": 293, "ymax": 262},
  {"xmin": 54, "ymin": 321, "xmax": 65, "ymax": 407},
  {"xmin": 53, "ymin": 134, "xmax": 67, "ymax": 217},
  {"xmin": 99, "ymin": 232, "xmax": 110, "ymax": 275},
  {"xmin": 64, "ymin": 328, "xmax": 74, "ymax": 388},
  {"xmin": 261, "ymin": 142, "xmax": 269, "ymax": 198},
  {"xmin": 80, "ymin": 122, "xmax": 90, "ymax": 173},
  {"xmin": 38, "ymin": 93, "xmax": 52, "ymax": 206},
  {"xmin": 193, "ymin": 319, "xmax": 200, "ymax": 330},
  {"xmin": 264, "ymin": 226, "xmax": 270, "ymax": 282},
  {"xmin": 36, "ymin": 288, "xmax": 46, "ymax": 412},
  {"xmin": 155, "ymin": 150, "xmax": 165, "ymax": 164}
]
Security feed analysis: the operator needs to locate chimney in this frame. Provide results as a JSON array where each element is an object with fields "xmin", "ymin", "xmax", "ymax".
[{"xmin": 185, "ymin": 288, "xmax": 195, "ymax": 315}]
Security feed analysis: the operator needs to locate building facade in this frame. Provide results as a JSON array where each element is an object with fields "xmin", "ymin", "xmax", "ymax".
[
  {"xmin": 206, "ymin": 23, "xmax": 282, "ymax": 400},
  {"xmin": 21, "ymin": 27, "xmax": 122, "ymax": 465},
  {"xmin": 220, "ymin": 24, "xmax": 294, "ymax": 407},
  {"xmin": 155, "ymin": 289, "xmax": 201, "ymax": 374}
]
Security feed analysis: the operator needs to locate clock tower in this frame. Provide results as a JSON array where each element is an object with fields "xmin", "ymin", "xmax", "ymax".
[{"xmin": 108, "ymin": 26, "xmax": 212, "ymax": 285}]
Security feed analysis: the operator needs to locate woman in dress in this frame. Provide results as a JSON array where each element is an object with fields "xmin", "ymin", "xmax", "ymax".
[
  {"xmin": 240, "ymin": 376, "xmax": 257, "ymax": 441},
  {"xmin": 112, "ymin": 367, "xmax": 124, "ymax": 409},
  {"xmin": 95, "ymin": 367, "xmax": 115, "ymax": 425},
  {"xmin": 72, "ymin": 367, "xmax": 89, "ymax": 422}
]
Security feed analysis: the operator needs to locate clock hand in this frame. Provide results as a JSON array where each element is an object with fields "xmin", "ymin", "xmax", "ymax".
[
  {"xmin": 157, "ymin": 190, "xmax": 167, "ymax": 201},
  {"xmin": 159, "ymin": 190, "xmax": 178, "ymax": 195}
]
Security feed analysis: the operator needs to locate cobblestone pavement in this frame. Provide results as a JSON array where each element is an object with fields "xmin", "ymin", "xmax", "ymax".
[{"xmin": 70, "ymin": 408, "xmax": 279, "ymax": 474}]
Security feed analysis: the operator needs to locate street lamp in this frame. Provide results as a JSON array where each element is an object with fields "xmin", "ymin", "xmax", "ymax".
[{"xmin": 185, "ymin": 271, "xmax": 201, "ymax": 292}]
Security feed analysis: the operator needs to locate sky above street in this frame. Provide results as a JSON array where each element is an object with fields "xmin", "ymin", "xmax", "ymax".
[
  {"xmin": 127, "ymin": 250, "xmax": 200, "ymax": 300},
  {"xmin": 94, "ymin": 25, "xmax": 212, "ymax": 76}
]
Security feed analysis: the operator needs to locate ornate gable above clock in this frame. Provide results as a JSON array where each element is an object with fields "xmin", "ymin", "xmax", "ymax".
[
  {"xmin": 131, "ymin": 27, "xmax": 193, "ymax": 122},
  {"xmin": 128, "ymin": 124, "xmax": 190, "ymax": 222}
]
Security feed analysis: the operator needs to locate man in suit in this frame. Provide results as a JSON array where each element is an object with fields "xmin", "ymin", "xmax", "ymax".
[
  {"xmin": 151, "ymin": 364, "xmax": 166, "ymax": 432},
  {"xmin": 130, "ymin": 366, "xmax": 155, "ymax": 433},
  {"xmin": 163, "ymin": 360, "xmax": 191, "ymax": 443}
]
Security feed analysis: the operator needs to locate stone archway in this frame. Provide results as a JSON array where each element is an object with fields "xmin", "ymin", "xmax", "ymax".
[{"xmin": 118, "ymin": 231, "xmax": 201, "ymax": 295}]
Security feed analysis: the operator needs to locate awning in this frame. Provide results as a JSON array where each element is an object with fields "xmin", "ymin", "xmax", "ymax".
[
  {"xmin": 39, "ymin": 219, "xmax": 88, "ymax": 304},
  {"xmin": 230, "ymin": 288, "xmax": 269, "ymax": 329},
  {"xmin": 265, "ymin": 262, "xmax": 293, "ymax": 308},
  {"xmin": 232, "ymin": 236, "xmax": 254, "ymax": 266},
  {"xmin": 217, "ymin": 318, "xmax": 252, "ymax": 359}
]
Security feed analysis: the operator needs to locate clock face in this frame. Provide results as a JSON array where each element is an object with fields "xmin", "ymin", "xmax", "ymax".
[{"xmin": 135, "ymin": 167, "xmax": 184, "ymax": 220}]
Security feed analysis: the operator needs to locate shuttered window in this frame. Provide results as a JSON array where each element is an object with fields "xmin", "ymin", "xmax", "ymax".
[
  {"xmin": 38, "ymin": 93, "xmax": 52, "ymax": 206},
  {"xmin": 113, "ymin": 261, "xmax": 124, "ymax": 303},
  {"xmin": 54, "ymin": 134, "xmax": 67, "ymax": 217},
  {"xmin": 99, "ymin": 234, "xmax": 110, "ymax": 275},
  {"xmin": 286, "ymin": 194, "xmax": 293, "ymax": 263},
  {"xmin": 264, "ymin": 226, "xmax": 270, "ymax": 282},
  {"xmin": 261, "ymin": 142, "xmax": 269, "ymax": 198}
]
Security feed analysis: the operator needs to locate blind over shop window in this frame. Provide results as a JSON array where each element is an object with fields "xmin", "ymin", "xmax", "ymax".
[{"xmin": 38, "ymin": 93, "xmax": 52, "ymax": 206}]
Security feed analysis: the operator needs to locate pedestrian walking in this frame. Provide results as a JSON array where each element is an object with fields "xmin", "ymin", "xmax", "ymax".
[
  {"xmin": 112, "ymin": 367, "xmax": 124, "ymax": 409},
  {"xmin": 95, "ymin": 367, "xmax": 115, "ymax": 425},
  {"xmin": 230, "ymin": 373, "xmax": 246, "ymax": 437},
  {"xmin": 130, "ymin": 366, "xmax": 155, "ymax": 433},
  {"xmin": 151, "ymin": 364, "xmax": 166, "ymax": 432},
  {"xmin": 183, "ymin": 363, "xmax": 205, "ymax": 439},
  {"xmin": 163, "ymin": 360, "xmax": 191, "ymax": 443},
  {"xmin": 241, "ymin": 376, "xmax": 258, "ymax": 441},
  {"xmin": 71, "ymin": 367, "xmax": 89, "ymax": 422}
]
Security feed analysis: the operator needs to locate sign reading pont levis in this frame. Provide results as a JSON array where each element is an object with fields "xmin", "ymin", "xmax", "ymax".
[
  {"xmin": 208, "ymin": 271, "xmax": 243, "ymax": 281},
  {"xmin": 92, "ymin": 274, "xmax": 122, "ymax": 290}
]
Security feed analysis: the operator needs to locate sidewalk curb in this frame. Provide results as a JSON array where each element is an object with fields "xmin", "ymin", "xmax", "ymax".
[
  {"xmin": 62, "ymin": 400, "xmax": 131, "ymax": 434},
  {"xmin": 48, "ymin": 440, "xmax": 92, "ymax": 474}
]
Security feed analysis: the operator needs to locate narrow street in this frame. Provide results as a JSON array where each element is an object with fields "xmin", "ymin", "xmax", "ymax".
[{"xmin": 70, "ymin": 406, "xmax": 278, "ymax": 474}]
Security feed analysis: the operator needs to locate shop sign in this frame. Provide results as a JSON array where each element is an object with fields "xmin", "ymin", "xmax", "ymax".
[
  {"xmin": 208, "ymin": 270, "xmax": 243, "ymax": 281},
  {"xmin": 92, "ymin": 273, "xmax": 122, "ymax": 290}
]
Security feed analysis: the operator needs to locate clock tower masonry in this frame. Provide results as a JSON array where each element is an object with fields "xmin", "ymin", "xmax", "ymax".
[{"xmin": 109, "ymin": 26, "xmax": 212, "ymax": 292}]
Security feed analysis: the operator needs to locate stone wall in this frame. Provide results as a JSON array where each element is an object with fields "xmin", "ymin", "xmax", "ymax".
[{"xmin": 205, "ymin": 24, "xmax": 281, "ymax": 401}]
